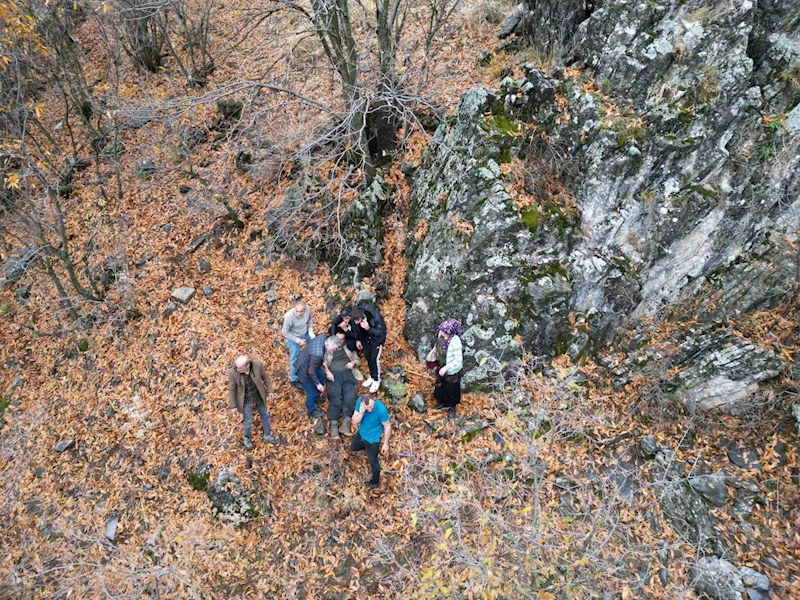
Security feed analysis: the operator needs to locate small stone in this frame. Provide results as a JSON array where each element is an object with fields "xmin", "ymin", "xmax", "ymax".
[
  {"xmin": 33, "ymin": 467, "xmax": 45, "ymax": 478},
  {"xmin": 639, "ymin": 435, "xmax": 659, "ymax": 459},
  {"xmin": 55, "ymin": 439, "xmax": 75, "ymax": 453},
  {"xmin": 11, "ymin": 374, "xmax": 23, "ymax": 389},
  {"xmin": 658, "ymin": 567, "xmax": 669, "ymax": 586},
  {"xmin": 105, "ymin": 515, "xmax": 120, "ymax": 541},
  {"xmin": 627, "ymin": 145, "xmax": 642, "ymax": 157},
  {"xmin": 162, "ymin": 224, "xmax": 172, "ymax": 232},
  {"xmin": 171, "ymin": 287, "xmax": 196, "ymax": 304},
  {"xmin": 478, "ymin": 49, "xmax": 493, "ymax": 66},
  {"xmin": 125, "ymin": 107, "xmax": 153, "ymax": 129},
  {"xmin": 199, "ymin": 258, "xmax": 211, "ymax": 273},
  {"xmin": 739, "ymin": 567, "xmax": 769, "ymax": 592},
  {"xmin": 792, "ymin": 404, "xmax": 800, "ymax": 436},
  {"xmin": 746, "ymin": 589, "xmax": 770, "ymax": 600},
  {"xmin": 202, "ymin": 285, "xmax": 213, "ymax": 298},
  {"xmin": 762, "ymin": 557, "xmax": 780, "ymax": 570},
  {"xmin": 188, "ymin": 233, "xmax": 207, "ymax": 254},
  {"xmin": 407, "ymin": 392, "xmax": 427, "ymax": 413},
  {"xmin": 135, "ymin": 158, "xmax": 158, "ymax": 177},
  {"xmin": 688, "ymin": 472, "xmax": 729, "ymax": 507},
  {"xmin": 728, "ymin": 444, "xmax": 762, "ymax": 471},
  {"xmin": 179, "ymin": 184, "xmax": 191, "ymax": 194},
  {"xmin": 313, "ymin": 417, "xmax": 327, "ymax": 435}
]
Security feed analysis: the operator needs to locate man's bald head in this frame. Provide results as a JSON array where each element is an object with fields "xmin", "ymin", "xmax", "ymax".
[{"xmin": 235, "ymin": 355, "xmax": 250, "ymax": 373}]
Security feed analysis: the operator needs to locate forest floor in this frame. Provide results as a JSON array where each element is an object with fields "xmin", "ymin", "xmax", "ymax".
[{"xmin": 1, "ymin": 0, "xmax": 799, "ymax": 598}]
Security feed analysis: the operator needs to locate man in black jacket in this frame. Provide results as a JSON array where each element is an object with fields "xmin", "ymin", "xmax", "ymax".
[{"xmin": 351, "ymin": 304, "xmax": 386, "ymax": 394}]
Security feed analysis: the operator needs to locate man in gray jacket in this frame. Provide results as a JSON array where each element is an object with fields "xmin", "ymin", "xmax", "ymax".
[
  {"xmin": 228, "ymin": 355, "xmax": 280, "ymax": 449},
  {"xmin": 282, "ymin": 297, "xmax": 315, "ymax": 386}
]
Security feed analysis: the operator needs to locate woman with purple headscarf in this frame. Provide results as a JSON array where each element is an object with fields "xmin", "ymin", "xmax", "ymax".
[{"xmin": 425, "ymin": 318, "xmax": 463, "ymax": 419}]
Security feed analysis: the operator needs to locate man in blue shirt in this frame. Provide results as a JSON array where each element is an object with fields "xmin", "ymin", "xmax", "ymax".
[{"xmin": 350, "ymin": 393, "xmax": 391, "ymax": 489}]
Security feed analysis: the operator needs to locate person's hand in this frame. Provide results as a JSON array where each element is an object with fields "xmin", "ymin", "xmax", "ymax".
[
  {"xmin": 358, "ymin": 403, "xmax": 367, "ymax": 414},
  {"xmin": 360, "ymin": 320, "xmax": 370, "ymax": 331},
  {"xmin": 438, "ymin": 366, "xmax": 447, "ymax": 376},
  {"xmin": 326, "ymin": 371, "xmax": 334, "ymax": 382},
  {"xmin": 316, "ymin": 383, "xmax": 325, "ymax": 393},
  {"xmin": 381, "ymin": 443, "xmax": 389, "ymax": 455},
  {"xmin": 299, "ymin": 340, "xmax": 307, "ymax": 348},
  {"xmin": 267, "ymin": 393, "xmax": 275, "ymax": 402},
  {"xmin": 356, "ymin": 341, "xmax": 363, "ymax": 351},
  {"xmin": 345, "ymin": 361, "xmax": 355, "ymax": 370}
]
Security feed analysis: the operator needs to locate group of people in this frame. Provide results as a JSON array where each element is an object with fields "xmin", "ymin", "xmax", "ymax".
[{"xmin": 227, "ymin": 295, "xmax": 464, "ymax": 490}]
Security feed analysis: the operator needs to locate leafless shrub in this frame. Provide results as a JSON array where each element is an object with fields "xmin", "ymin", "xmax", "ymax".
[{"xmin": 114, "ymin": 0, "xmax": 168, "ymax": 72}]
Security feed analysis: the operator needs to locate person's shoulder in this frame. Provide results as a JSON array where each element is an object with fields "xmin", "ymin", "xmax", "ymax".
[
  {"xmin": 376, "ymin": 400, "xmax": 389, "ymax": 416},
  {"xmin": 283, "ymin": 308, "xmax": 294, "ymax": 319},
  {"xmin": 252, "ymin": 360, "xmax": 265, "ymax": 370},
  {"xmin": 451, "ymin": 335, "xmax": 462, "ymax": 346},
  {"xmin": 355, "ymin": 397, "xmax": 362, "ymax": 410}
]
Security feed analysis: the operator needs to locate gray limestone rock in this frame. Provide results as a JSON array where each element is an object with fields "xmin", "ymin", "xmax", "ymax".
[
  {"xmin": 687, "ymin": 472, "xmax": 729, "ymax": 507},
  {"xmin": 206, "ymin": 468, "xmax": 261, "ymax": 525},
  {"xmin": 105, "ymin": 515, "xmax": 120, "ymax": 541},
  {"xmin": 692, "ymin": 557, "xmax": 745, "ymax": 600},
  {"xmin": 198, "ymin": 258, "xmax": 211, "ymax": 273},
  {"xmin": 654, "ymin": 449, "xmax": 725, "ymax": 556},
  {"xmin": 171, "ymin": 287, "xmax": 196, "ymax": 305},
  {"xmin": 667, "ymin": 330, "xmax": 785, "ymax": 413},
  {"xmin": 202, "ymin": 285, "xmax": 213, "ymax": 298},
  {"xmin": 728, "ymin": 444, "xmax": 762, "ymax": 471},
  {"xmin": 639, "ymin": 435, "xmax": 659, "ymax": 459},
  {"xmin": 738, "ymin": 567, "xmax": 769, "ymax": 592},
  {"xmin": 55, "ymin": 439, "xmax": 75, "ymax": 453},
  {"xmin": 405, "ymin": 0, "xmax": 800, "ymax": 389},
  {"xmin": 408, "ymin": 391, "xmax": 427, "ymax": 413},
  {"xmin": 313, "ymin": 417, "xmax": 327, "ymax": 436}
]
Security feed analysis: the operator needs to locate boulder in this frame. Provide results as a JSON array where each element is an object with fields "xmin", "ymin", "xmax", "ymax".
[
  {"xmin": 335, "ymin": 177, "xmax": 385, "ymax": 281},
  {"xmin": 653, "ymin": 449, "xmax": 725, "ymax": 556},
  {"xmin": 206, "ymin": 468, "xmax": 261, "ymax": 524},
  {"xmin": 1, "ymin": 246, "xmax": 39, "ymax": 288},
  {"xmin": 667, "ymin": 330, "xmax": 785, "ymax": 413},
  {"xmin": 407, "ymin": 391, "xmax": 427, "ymax": 413},
  {"xmin": 727, "ymin": 444, "xmax": 762, "ymax": 471},
  {"xmin": 171, "ymin": 287, "xmax": 196, "ymax": 305},
  {"xmin": 692, "ymin": 557, "xmax": 745, "ymax": 600},
  {"xmin": 639, "ymin": 435, "xmax": 659, "ymax": 459},
  {"xmin": 793, "ymin": 404, "xmax": 800, "ymax": 436},
  {"xmin": 738, "ymin": 567, "xmax": 769, "ymax": 593},
  {"xmin": 687, "ymin": 472, "xmax": 729, "ymax": 507},
  {"xmin": 497, "ymin": 3, "xmax": 524, "ymax": 39}
]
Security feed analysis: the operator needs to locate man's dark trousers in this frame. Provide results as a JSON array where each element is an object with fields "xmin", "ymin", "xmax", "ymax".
[
  {"xmin": 327, "ymin": 370, "xmax": 356, "ymax": 422},
  {"xmin": 351, "ymin": 431, "xmax": 380, "ymax": 484}
]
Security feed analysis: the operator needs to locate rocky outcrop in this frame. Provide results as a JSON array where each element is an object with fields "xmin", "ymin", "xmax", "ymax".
[
  {"xmin": 665, "ymin": 329, "xmax": 785, "ymax": 412},
  {"xmin": 206, "ymin": 468, "xmax": 263, "ymax": 525},
  {"xmin": 405, "ymin": 0, "xmax": 800, "ymax": 389},
  {"xmin": 692, "ymin": 557, "xmax": 745, "ymax": 600},
  {"xmin": 652, "ymin": 447, "xmax": 726, "ymax": 556}
]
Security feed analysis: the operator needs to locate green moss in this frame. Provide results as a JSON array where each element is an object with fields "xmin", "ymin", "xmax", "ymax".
[
  {"xmin": 0, "ymin": 302, "xmax": 12, "ymax": 315},
  {"xmin": 188, "ymin": 471, "xmax": 211, "ymax": 491},
  {"xmin": 77, "ymin": 338, "xmax": 90, "ymax": 352},
  {"xmin": 616, "ymin": 125, "xmax": 646, "ymax": 149},
  {"xmin": 686, "ymin": 184, "xmax": 719, "ymax": 199},
  {"xmin": 521, "ymin": 207, "xmax": 539, "ymax": 233}
]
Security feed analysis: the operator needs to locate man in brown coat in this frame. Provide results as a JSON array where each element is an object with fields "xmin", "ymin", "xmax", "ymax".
[{"xmin": 228, "ymin": 355, "xmax": 279, "ymax": 449}]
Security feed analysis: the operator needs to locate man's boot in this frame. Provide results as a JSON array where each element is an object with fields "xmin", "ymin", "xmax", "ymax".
[
  {"xmin": 330, "ymin": 420, "xmax": 341, "ymax": 440},
  {"xmin": 243, "ymin": 436, "xmax": 253, "ymax": 450},
  {"xmin": 447, "ymin": 406, "xmax": 456, "ymax": 420},
  {"xmin": 339, "ymin": 418, "xmax": 352, "ymax": 437},
  {"xmin": 263, "ymin": 432, "xmax": 280, "ymax": 444}
]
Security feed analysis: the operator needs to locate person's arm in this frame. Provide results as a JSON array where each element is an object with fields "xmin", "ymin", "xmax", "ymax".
[
  {"xmin": 282, "ymin": 312, "xmax": 302, "ymax": 345},
  {"xmin": 345, "ymin": 347, "xmax": 361, "ymax": 369},
  {"xmin": 227, "ymin": 370, "xmax": 239, "ymax": 410},
  {"xmin": 443, "ymin": 336, "xmax": 463, "ymax": 374},
  {"xmin": 309, "ymin": 354, "xmax": 323, "ymax": 389},
  {"xmin": 307, "ymin": 310, "xmax": 315, "ymax": 338},
  {"xmin": 381, "ymin": 421, "xmax": 391, "ymax": 454},
  {"xmin": 352, "ymin": 400, "xmax": 365, "ymax": 426}
]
